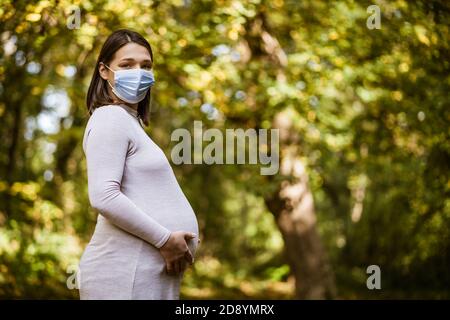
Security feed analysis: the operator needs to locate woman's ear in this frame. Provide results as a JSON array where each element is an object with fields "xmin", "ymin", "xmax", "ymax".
[{"xmin": 98, "ymin": 62, "xmax": 110, "ymax": 81}]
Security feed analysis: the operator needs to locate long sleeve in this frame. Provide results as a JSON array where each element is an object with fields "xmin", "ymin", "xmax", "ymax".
[{"xmin": 84, "ymin": 107, "xmax": 171, "ymax": 249}]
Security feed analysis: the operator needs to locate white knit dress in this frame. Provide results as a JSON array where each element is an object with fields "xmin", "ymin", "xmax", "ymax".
[{"xmin": 78, "ymin": 104, "xmax": 199, "ymax": 300}]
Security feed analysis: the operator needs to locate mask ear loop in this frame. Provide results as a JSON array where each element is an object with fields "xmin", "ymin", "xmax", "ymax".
[{"xmin": 101, "ymin": 62, "xmax": 116, "ymax": 90}]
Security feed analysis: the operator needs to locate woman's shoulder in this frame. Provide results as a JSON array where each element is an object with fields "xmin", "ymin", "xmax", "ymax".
[
  {"xmin": 87, "ymin": 104, "xmax": 135, "ymax": 130},
  {"xmin": 91, "ymin": 104, "xmax": 130, "ymax": 120},
  {"xmin": 82, "ymin": 105, "xmax": 134, "ymax": 152}
]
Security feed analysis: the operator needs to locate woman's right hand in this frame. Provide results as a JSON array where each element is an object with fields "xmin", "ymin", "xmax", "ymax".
[{"xmin": 159, "ymin": 231, "xmax": 196, "ymax": 276}]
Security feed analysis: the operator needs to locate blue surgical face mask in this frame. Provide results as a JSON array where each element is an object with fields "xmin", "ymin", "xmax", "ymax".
[{"xmin": 103, "ymin": 63, "xmax": 155, "ymax": 104}]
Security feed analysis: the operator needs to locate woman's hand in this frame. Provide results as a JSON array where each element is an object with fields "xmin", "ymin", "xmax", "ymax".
[{"xmin": 159, "ymin": 231, "xmax": 196, "ymax": 275}]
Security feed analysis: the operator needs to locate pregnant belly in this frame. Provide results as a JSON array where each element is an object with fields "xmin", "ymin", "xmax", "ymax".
[
  {"xmin": 82, "ymin": 196, "xmax": 200, "ymax": 266},
  {"xmin": 161, "ymin": 197, "xmax": 200, "ymax": 257},
  {"xmin": 164, "ymin": 205, "xmax": 199, "ymax": 257},
  {"xmin": 157, "ymin": 194, "xmax": 199, "ymax": 232}
]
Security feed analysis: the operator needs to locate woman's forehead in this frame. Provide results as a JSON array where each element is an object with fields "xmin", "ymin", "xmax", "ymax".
[{"xmin": 112, "ymin": 43, "xmax": 152, "ymax": 63}]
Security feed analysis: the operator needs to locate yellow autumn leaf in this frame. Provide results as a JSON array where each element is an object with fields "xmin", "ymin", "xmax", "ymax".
[
  {"xmin": 25, "ymin": 13, "xmax": 41, "ymax": 22},
  {"xmin": 414, "ymin": 25, "xmax": 430, "ymax": 46}
]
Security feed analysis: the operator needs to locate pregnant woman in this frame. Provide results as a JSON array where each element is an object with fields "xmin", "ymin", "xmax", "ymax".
[{"xmin": 78, "ymin": 29, "xmax": 200, "ymax": 299}]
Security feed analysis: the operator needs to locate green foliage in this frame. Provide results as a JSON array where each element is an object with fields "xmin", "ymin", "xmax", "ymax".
[{"xmin": 0, "ymin": 0, "xmax": 449, "ymax": 298}]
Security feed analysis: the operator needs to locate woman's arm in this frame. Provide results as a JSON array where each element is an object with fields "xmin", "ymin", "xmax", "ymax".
[{"xmin": 84, "ymin": 107, "xmax": 171, "ymax": 248}]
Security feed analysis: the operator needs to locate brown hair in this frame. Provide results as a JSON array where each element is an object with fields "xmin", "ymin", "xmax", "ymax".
[{"xmin": 86, "ymin": 29, "xmax": 154, "ymax": 126}]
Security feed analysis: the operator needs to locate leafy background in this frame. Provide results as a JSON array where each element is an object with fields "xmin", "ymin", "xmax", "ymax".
[{"xmin": 0, "ymin": 0, "xmax": 449, "ymax": 299}]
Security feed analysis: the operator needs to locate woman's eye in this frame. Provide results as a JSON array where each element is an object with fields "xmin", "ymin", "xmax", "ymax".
[{"xmin": 143, "ymin": 65, "xmax": 152, "ymax": 70}]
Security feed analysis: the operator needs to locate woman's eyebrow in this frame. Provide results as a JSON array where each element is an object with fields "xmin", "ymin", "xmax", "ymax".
[{"xmin": 119, "ymin": 57, "xmax": 153, "ymax": 64}]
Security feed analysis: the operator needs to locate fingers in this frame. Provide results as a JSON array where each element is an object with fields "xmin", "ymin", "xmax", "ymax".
[
  {"xmin": 178, "ymin": 259, "xmax": 185, "ymax": 274},
  {"xmin": 176, "ymin": 260, "xmax": 181, "ymax": 275},
  {"xmin": 166, "ymin": 261, "xmax": 174, "ymax": 275},
  {"xmin": 164, "ymin": 231, "xmax": 199, "ymax": 276},
  {"xmin": 182, "ymin": 231, "xmax": 197, "ymax": 263},
  {"xmin": 167, "ymin": 260, "xmax": 188, "ymax": 276},
  {"xmin": 180, "ymin": 259, "xmax": 187, "ymax": 273},
  {"xmin": 174, "ymin": 260, "xmax": 180, "ymax": 274},
  {"xmin": 167, "ymin": 258, "xmax": 190, "ymax": 276},
  {"xmin": 184, "ymin": 232, "xmax": 196, "ymax": 240},
  {"xmin": 185, "ymin": 248, "xmax": 194, "ymax": 265}
]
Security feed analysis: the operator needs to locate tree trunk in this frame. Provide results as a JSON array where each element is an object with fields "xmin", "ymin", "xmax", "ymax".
[{"xmin": 264, "ymin": 111, "xmax": 336, "ymax": 299}]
